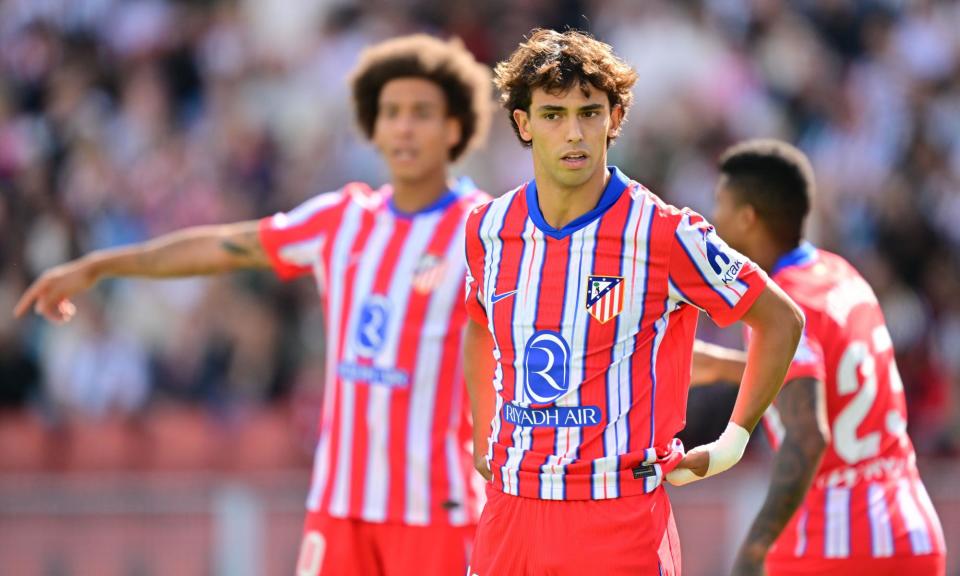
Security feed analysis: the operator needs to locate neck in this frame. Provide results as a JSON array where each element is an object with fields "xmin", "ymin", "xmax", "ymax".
[
  {"xmin": 534, "ymin": 162, "xmax": 610, "ymax": 229},
  {"xmin": 747, "ymin": 234, "xmax": 790, "ymax": 274},
  {"xmin": 390, "ymin": 168, "xmax": 450, "ymax": 213}
]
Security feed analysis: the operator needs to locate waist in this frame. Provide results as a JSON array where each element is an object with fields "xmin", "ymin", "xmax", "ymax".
[{"xmin": 489, "ymin": 440, "xmax": 684, "ymax": 500}]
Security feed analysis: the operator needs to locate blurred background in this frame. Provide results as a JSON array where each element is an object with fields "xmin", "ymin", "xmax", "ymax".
[{"xmin": 0, "ymin": 0, "xmax": 957, "ymax": 574}]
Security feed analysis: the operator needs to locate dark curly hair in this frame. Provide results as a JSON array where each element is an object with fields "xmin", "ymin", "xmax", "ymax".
[
  {"xmin": 350, "ymin": 34, "xmax": 492, "ymax": 162},
  {"xmin": 494, "ymin": 29, "xmax": 638, "ymax": 147}
]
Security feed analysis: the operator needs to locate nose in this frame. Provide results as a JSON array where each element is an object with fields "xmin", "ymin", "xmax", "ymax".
[{"xmin": 565, "ymin": 116, "xmax": 583, "ymax": 144}]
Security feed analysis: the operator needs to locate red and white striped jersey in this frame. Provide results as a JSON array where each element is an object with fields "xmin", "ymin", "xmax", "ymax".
[
  {"xmin": 259, "ymin": 178, "xmax": 488, "ymax": 526},
  {"xmin": 761, "ymin": 243, "xmax": 945, "ymax": 560},
  {"xmin": 464, "ymin": 167, "xmax": 768, "ymax": 501}
]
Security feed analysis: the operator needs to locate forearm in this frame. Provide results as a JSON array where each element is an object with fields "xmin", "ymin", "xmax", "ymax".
[
  {"xmin": 463, "ymin": 321, "xmax": 497, "ymax": 456},
  {"xmin": 732, "ymin": 288, "xmax": 803, "ymax": 432},
  {"xmin": 83, "ymin": 222, "xmax": 268, "ymax": 280},
  {"xmin": 741, "ymin": 433, "xmax": 824, "ymax": 550}
]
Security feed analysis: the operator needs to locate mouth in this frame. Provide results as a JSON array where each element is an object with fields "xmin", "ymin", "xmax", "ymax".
[
  {"xmin": 560, "ymin": 151, "xmax": 589, "ymax": 168},
  {"xmin": 391, "ymin": 148, "xmax": 419, "ymax": 162}
]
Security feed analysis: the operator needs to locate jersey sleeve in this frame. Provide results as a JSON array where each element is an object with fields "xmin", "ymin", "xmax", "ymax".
[
  {"xmin": 258, "ymin": 188, "xmax": 347, "ymax": 282},
  {"xmin": 463, "ymin": 203, "xmax": 490, "ymax": 325},
  {"xmin": 668, "ymin": 209, "xmax": 768, "ymax": 327}
]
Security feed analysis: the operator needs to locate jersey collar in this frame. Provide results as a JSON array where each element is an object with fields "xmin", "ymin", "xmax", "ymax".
[
  {"xmin": 772, "ymin": 241, "xmax": 818, "ymax": 275},
  {"xmin": 386, "ymin": 176, "xmax": 475, "ymax": 219},
  {"xmin": 526, "ymin": 166, "xmax": 630, "ymax": 240}
]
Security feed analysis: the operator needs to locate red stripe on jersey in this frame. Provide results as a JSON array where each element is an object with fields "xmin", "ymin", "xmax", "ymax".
[
  {"xmin": 849, "ymin": 486, "xmax": 873, "ymax": 557},
  {"xmin": 518, "ymin": 233, "xmax": 571, "ymax": 500},
  {"xmin": 885, "ymin": 483, "xmax": 914, "ymax": 557},
  {"xmin": 347, "ymin": 218, "xmax": 412, "ymax": 517},
  {"xmin": 490, "ymin": 188, "xmax": 531, "ymax": 496},
  {"xmin": 319, "ymin": 208, "xmax": 378, "ymax": 514}
]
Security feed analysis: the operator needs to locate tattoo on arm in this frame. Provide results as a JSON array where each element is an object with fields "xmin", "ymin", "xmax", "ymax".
[
  {"xmin": 219, "ymin": 227, "xmax": 268, "ymax": 267},
  {"xmin": 742, "ymin": 377, "xmax": 827, "ymax": 549}
]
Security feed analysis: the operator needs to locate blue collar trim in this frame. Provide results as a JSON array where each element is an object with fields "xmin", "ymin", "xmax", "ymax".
[
  {"xmin": 772, "ymin": 241, "xmax": 818, "ymax": 275},
  {"xmin": 526, "ymin": 166, "xmax": 630, "ymax": 239},
  {"xmin": 387, "ymin": 176, "xmax": 475, "ymax": 219}
]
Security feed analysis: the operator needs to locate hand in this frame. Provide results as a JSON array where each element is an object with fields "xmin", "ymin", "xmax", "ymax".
[
  {"xmin": 473, "ymin": 438, "xmax": 492, "ymax": 481},
  {"xmin": 14, "ymin": 260, "xmax": 98, "ymax": 323},
  {"xmin": 673, "ymin": 448, "xmax": 709, "ymax": 478},
  {"xmin": 731, "ymin": 541, "xmax": 768, "ymax": 576}
]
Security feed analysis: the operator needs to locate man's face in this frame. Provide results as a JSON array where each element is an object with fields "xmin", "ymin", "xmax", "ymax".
[
  {"xmin": 373, "ymin": 77, "xmax": 460, "ymax": 184},
  {"xmin": 513, "ymin": 83, "xmax": 622, "ymax": 190},
  {"xmin": 711, "ymin": 179, "xmax": 750, "ymax": 255}
]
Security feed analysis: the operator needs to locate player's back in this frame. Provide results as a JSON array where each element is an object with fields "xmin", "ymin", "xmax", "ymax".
[{"xmin": 765, "ymin": 244, "xmax": 944, "ymax": 561}]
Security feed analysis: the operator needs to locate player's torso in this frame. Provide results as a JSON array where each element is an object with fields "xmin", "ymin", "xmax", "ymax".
[
  {"xmin": 475, "ymin": 176, "xmax": 693, "ymax": 500},
  {"xmin": 308, "ymin": 183, "xmax": 483, "ymax": 526},
  {"xmin": 769, "ymin": 250, "xmax": 943, "ymax": 560}
]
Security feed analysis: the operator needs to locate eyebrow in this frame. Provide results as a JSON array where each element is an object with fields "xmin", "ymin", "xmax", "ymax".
[{"xmin": 536, "ymin": 103, "xmax": 605, "ymax": 113}]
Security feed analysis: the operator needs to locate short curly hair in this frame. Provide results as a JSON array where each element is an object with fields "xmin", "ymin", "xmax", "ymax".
[
  {"xmin": 494, "ymin": 29, "xmax": 637, "ymax": 147},
  {"xmin": 350, "ymin": 34, "xmax": 492, "ymax": 162}
]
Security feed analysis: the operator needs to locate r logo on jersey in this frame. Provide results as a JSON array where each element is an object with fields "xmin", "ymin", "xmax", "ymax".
[
  {"xmin": 523, "ymin": 330, "xmax": 570, "ymax": 404},
  {"xmin": 585, "ymin": 275, "xmax": 624, "ymax": 324},
  {"xmin": 356, "ymin": 296, "xmax": 390, "ymax": 358}
]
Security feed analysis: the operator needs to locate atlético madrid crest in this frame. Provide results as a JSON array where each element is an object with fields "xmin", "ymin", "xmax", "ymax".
[
  {"xmin": 586, "ymin": 275, "xmax": 624, "ymax": 323},
  {"xmin": 412, "ymin": 253, "xmax": 447, "ymax": 294}
]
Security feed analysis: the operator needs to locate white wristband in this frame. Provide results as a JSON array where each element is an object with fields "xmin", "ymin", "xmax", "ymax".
[{"xmin": 666, "ymin": 421, "xmax": 750, "ymax": 486}]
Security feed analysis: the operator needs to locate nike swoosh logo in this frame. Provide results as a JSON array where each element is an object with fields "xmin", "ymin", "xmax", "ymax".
[{"xmin": 491, "ymin": 290, "xmax": 517, "ymax": 304}]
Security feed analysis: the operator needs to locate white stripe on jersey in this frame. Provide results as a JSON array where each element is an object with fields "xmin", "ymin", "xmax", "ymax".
[
  {"xmin": 794, "ymin": 508, "xmax": 808, "ymax": 557},
  {"xmin": 362, "ymin": 212, "xmax": 441, "ymax": 522},
  {"xmin": 307, "ymin": 200, "xmax": 363, "ymax": 511},
  {"xmin": 868, "ymin": 483, "xmax": 895, "ymax": 557},
  {"xmin": 825, "ymin": 487, "xmax": 851, "ymax": 558},
  {"xmin": 329, "ymin": 210, "xmax": 395, "ymax": 517},
  {"xmin": 896, "ymin": 478, "xmax": 933, "ymax": 555},
  {"xmin": 277, "ymin": 237, "xmax": 324, "ymax": 272},
  {"xmin": 406, "ymin": 219, "xmax": 467, "ymax": 525}
]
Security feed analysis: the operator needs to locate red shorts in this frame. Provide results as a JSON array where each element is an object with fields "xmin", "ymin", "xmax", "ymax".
[
  {"xmin": 765, "ymin": 553, "xmax": 945, "ymax": 576},
  {"xmin": 296, "ymin": 510, "xmax": 475, "ymax": 576},
  {"xmin": 468, "ymin": 484, "xmax": 681, "ymax": 576}
]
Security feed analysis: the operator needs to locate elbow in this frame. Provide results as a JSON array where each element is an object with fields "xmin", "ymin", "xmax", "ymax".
[{"xmin": 787, "ymin": 299, "xmax": 805, "ymax": 344}]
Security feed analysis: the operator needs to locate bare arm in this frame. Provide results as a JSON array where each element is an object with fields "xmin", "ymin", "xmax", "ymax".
[
  {"xmin": 732, "ymin": 377, "xmax": 829, "ymax": 576},
  {"xmin": 691, "ymin": 339, "xmax": 747, "ymax": 387},
  {"xmin": 463, "ymin": 317, "xmax": 497, "ymax": 481},
  {"xmin": 670, "ymin": 282, "xmax": 804, "ymax": 481},
  {"xmin": 14, "ymin": 221, "xmax": 270, "ymax": 322}
]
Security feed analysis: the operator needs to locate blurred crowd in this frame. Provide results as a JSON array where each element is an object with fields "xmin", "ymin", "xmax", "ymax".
[{"xmin": 1, "ymin": 0, "xmax": 958, "ymax": 456}]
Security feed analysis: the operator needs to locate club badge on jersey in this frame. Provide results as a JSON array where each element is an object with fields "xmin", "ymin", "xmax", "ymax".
[
  {"xmin": 585, "ymin": 275, "xmax": 624, "ymax": 323},
  {"xmin": 412, "ymin": 253, "xmax": 447, "ymax": 294}
]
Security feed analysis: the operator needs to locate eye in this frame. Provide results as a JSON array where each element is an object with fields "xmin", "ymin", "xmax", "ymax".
[
  {"xmin": 543, "ymin": 113, "xmax": 559, "ymax": 120},
  {"xmin": 582, "ymin": 110, "xmax": 600, "ymax": 118}
]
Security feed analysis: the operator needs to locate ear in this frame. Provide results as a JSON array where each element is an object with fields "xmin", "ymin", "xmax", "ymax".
[
  {"xmin": 607, "ymin": 104, "xmax": 624, "ymax": 140},
  {"xmin": 445, "ymin": 117, "xmax": 462, "ymax": 152},
  {"xmin": 512, "ymin": 109, "xmax": 533, "ymax": 144},
  {"xmin": 738, "ymin": 202, "xmax": 758, "ymax": 231}
]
